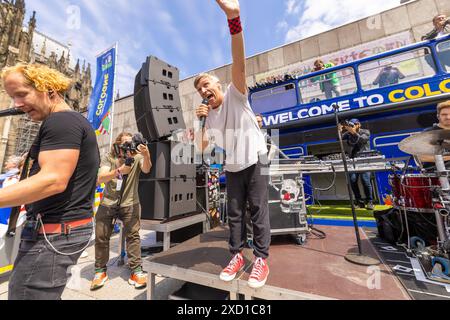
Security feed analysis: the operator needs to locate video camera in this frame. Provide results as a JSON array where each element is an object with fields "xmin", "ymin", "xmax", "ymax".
[{"xmin": 114, "ymin": 133, "xmax": 148, "ymax": 166}]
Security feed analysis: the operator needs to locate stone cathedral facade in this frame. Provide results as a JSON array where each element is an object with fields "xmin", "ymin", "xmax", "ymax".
[{"xmin": 0, "ymin": 0, "xmax": 92, "ymax": 169}]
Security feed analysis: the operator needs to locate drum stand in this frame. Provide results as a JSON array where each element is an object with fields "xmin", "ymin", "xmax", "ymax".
[
  {"xmin": 433, "ymin": 155, "xmax": 450, "ymax": 245},
  {"xmin": 397, "ymin": 130, "xmax": 450, "ymax": 281},
  {"xmin": 414, "ymin": 155, "xmax": 450, "ymax": 281}
]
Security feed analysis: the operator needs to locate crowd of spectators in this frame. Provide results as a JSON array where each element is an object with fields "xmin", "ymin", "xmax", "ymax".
[{"xmin": 248, "ymin": 73, "xmax": 296, "ymax": 91}]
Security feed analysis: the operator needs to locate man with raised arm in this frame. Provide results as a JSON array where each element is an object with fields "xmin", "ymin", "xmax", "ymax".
[
  {"xmin": 422, "ymin": 14, "xmax": 450, "ymax": 41},
  {"xmin": 194, "ymin": 0, "xmax": 271, "ymax": 289}
]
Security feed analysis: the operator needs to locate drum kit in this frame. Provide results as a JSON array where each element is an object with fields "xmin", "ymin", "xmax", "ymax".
[{"xmin": 397, "ymin": 130, "xmax": 450, "ymax": 283}]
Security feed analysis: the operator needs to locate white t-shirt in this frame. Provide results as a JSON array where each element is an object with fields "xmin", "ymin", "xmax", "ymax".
[
  {"xmin": 3, "ymin": 175, "xmax": 19, "ymax": 188},
  {"xmin": 206, "ymin": 84, "xmax": 267, "ymax": 172}
]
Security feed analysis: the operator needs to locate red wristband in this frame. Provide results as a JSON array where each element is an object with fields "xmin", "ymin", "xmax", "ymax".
[{"xmin": 228, "ymin": 16, "xmax": 242, "ymax": 35}]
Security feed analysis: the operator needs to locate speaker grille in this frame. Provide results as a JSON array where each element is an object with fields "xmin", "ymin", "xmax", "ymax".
[{"xmin": 134, "ymin": 56, "xmax": 186, "ymax": 142}]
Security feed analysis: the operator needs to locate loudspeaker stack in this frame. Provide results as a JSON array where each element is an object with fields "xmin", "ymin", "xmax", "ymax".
[{"xmin": 134, "ymin": 56, "xmax": 196, "ymax": 220}]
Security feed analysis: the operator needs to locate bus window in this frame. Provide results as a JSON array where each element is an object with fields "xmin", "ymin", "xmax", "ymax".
[
  {"xmin": 437, "ymin": 40, "xmax": 450, "ymax": 72},
  {"xmin": 358, "ymin": 48, "xmax": 436, "ymax": 91},
  {"xmin": 250, "ymin": 83, "xmax": 297, "ymax": 114},
  {"xmin": 298, "ymin": 67, "xmax": 357, "ymax": 103}
]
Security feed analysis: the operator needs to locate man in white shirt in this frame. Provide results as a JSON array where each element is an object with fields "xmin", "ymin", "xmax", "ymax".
[
  {"xmin": 195, "ymin": 0, "xmax": 270, "ymax": 289},
  {"xmin": 2, "ymin": 156, "xmax": 22, "ymax": 188}
]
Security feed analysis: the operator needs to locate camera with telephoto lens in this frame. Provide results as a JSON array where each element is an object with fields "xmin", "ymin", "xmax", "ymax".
[
  {"xmin": 114, "ymin": 133, "xmax": 148, "ymax": 165},
  {"xmin": 340, "ymin": 120, "xmax": 355, "ymax": 128}
]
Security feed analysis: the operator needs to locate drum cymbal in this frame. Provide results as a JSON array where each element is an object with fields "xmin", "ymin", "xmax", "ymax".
[{"xmin": 399, "ymin": 130, "xmax": 450, "ymax": 155}]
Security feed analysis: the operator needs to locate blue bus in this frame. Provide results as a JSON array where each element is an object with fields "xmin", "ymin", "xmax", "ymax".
[{"xmin": 249, "ymin": 34, "xmax": 450, "ymax": 205}]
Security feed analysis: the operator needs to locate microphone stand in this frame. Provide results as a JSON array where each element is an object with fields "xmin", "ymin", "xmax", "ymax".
[{"xmin": 333, "ymin": 104, "xmax": 379, "ymax": 266}]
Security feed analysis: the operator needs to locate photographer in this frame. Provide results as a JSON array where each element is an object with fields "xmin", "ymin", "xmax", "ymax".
[
  {"xmin": 339, "ymin": 119, "xmax": 374, "ymax": 210},
  {"xmin": 91, "ymin": 132, "xmax": 151, "ymax": 290}
]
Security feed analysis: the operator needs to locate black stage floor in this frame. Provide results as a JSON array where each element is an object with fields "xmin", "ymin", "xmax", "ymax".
[{"xmin": 365, "ymin": 228, "xmax": 450, "ymax": 300}]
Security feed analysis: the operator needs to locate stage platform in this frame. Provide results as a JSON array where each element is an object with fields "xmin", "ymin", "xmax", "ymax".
[{"xmin": 146, "ymin": 225, "xmax": 411, "ymax": 300}]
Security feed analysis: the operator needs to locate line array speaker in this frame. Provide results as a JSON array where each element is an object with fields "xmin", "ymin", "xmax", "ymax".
[
  {"xmin": 134, "ymin": 56, "xmax": 186, "ymax": 142},
  {"xmin": 139, "ymin": 177, "xmax": 197, "ymax": 220}
]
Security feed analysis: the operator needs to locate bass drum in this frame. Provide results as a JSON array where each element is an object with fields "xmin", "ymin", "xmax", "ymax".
[{"xmin": 388, "ymin": 174, "xmax": 440, "ymax": 212}]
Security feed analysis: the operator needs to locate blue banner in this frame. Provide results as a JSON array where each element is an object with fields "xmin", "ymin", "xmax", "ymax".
[{"xmin": 87, "ymin": 46, "xmax": 116, "ymax": 135}]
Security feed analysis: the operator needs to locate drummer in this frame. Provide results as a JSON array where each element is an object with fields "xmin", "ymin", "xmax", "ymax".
[{"xmin": 418, "ymin": 100, "xmax": 450, "ymax": 167}]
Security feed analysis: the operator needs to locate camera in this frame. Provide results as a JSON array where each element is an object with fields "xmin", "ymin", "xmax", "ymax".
[
  {"xmin": 114, "ymin": 133, "xmax": 148, "ymax": 165},
  {"xmin": 340, "ymin": 120, "xmax": 355, "ymax": 128}
]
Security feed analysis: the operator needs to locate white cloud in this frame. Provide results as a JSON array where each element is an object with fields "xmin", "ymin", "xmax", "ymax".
[
  {"xmin": 286, "ymin": 0, "xmax": 301, "ymax": 15},
  {"xmin": 26, "ymin": 0, "xmax": 234, "ymax": 95},
  {"xmin": 281, "ymin": 0, "xmax": 400, "ymax": 43},
  {"xmin": 116, "ymin": 61, "xmax": 138, "ymax": 97},
  {"xmin": 277, "ymin": 20, "xmax": 289, "ymax": 32},
  {"xmin": 79, "ymin": 0, "xmax": 110, "ymax": 33},
  {"xmin": 286, "ymin": 20, "xmax": 331, "ymax": 42}
]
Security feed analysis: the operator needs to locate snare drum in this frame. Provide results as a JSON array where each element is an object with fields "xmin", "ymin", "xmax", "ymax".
[{"xmin": 388, "ymin": 174, "xmax": 440, "ymax": 212}]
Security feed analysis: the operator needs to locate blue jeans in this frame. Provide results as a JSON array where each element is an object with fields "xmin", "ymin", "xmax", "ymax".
[
  {"xmin": 350, "ymin": 172, "xmax": 373, "ymax": 202},
  {"xmin": 8, "ymin": 223, "xmax": 93, "ymax": 300}
]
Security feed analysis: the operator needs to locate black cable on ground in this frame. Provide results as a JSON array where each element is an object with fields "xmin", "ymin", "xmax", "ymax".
[
  {"xmin": 196, "ymin": 199, "xmax": 213, "ymax": 226},
  {"xmin": 305, "ymin": 194, "xmax": 327, "ymax": 240},
  {"xmin": 309, "ymin": 226, "xmax": 327, "ymax": 239}
]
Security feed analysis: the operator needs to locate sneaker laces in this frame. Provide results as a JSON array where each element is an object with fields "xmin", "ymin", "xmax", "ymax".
[
  {"xmin": 224, "ymin": 254, "xmax": 242, "ymax": 273},
  {"xmin": 133, "ymin": 271, "xmax": 146, "ymax": 278},
  {"xmin": 250, "ymin": 258, "xmax": 265, "ymax": 279},
  {"xmin": 94, "ymin": 272, "xmax": 105, "ymax": 280}
]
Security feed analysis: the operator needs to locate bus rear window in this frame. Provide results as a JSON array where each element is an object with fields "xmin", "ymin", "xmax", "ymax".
[
  {"xmin": 358, "ymin": 47, "xmax": 436, "ymax": 91},
  {"xmin": 437, "ymin": 40, "xmax": 450, "ymax": 72},
  {"xmin": 298, "ymin": 67, "xmax": 357, "ymax": 104},
  {"xmin": 250, "ymin": 83, "xmax": 298, "ymax": 114}
]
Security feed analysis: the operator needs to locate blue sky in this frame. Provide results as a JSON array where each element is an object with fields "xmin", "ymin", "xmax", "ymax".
[{"xmin": 26, "ymin": 0, "xmax": 400, "ymax": 96}]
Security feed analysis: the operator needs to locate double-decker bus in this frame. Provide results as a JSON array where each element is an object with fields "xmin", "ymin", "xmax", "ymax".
[{"xmin": 249, "ymin": 34, "xmax": 450, "ymax": 205}]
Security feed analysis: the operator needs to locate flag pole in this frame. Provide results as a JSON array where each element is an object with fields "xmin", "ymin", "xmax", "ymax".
[{"xmin": 108, "ymin": 42, "xmax": 119, "ymax": 149}]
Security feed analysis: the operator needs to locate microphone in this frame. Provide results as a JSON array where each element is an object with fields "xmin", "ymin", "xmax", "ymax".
[
  {"xmin": 200, "ymin": 98, "xmax": 209, "ymax": 129},
  {"xmin": 0, "ymin": 108, "xmax": 25, "ymax": 118}
]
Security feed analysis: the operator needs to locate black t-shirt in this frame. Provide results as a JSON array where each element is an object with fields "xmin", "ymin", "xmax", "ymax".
[
  {"xmin": 26, "ymin": 111, "xmax": 100, "ymax": 223},
  {"xmin": 423, "ymin": 124, "xmax": 443, "ymax": 132}
]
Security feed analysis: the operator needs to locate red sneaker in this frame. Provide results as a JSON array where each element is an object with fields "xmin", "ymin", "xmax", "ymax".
[
  {"xmin": 219, "ymin": 253, "xmax": 245, "ymax": 282},
  {"xmin": 248, "ymin": 258, "xmax": 269, "ymax": 289}
]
